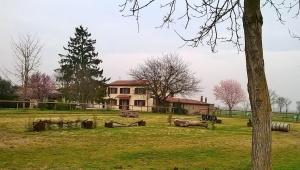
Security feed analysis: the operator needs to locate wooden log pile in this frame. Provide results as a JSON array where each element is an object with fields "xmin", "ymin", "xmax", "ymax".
[
  {"xmin": 119, "ymin": 110, "xmax": 139, "ymax": 118},
  {"xmin": 104, "ymin": 120, "xmax": 146, "ymax": 128},
  {"xmin": 173, "ymin": 119, "xmax": 208, "ymax": 128},
  {"xmin": 32, "ymin": 118, "xmax": 93, "ymax": 131}
]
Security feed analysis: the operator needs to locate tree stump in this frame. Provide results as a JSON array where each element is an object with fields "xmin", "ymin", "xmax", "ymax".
[
  {"xmin": 137, "ymin": 120, "xmax": 146, "ymax": 126},
  {"xmin": 81, "ymin": 120, "xmax": 94, "ymax": 129},
  {"xmin": 32, "ymin": 120, "xmax": 46, "ymax": 131},
  {"xmin": 105, "ymin": 121, "xmax": 114, "ymax": 128}
]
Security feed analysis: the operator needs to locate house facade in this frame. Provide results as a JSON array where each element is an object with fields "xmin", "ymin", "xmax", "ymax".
[
  {"xmin": 106, "ymin": 80, "xmax": 214, "ymax": 114},
  {"xmin": 167, "ymin": 97, "xmax": 215, "ymax": 115},
  {"xmin": 106, "ymin": 80, "xmax": 154, "ymax": 112}
]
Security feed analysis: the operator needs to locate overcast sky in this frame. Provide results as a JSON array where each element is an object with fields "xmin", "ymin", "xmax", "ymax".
[{"xmin": 0, "ymin": 0, "xmax": 299, "ymax": 111}]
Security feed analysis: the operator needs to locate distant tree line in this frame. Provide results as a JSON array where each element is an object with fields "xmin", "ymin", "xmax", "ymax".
[{"xmin": 269, "ymin": 89, "xmax": 297, "ymax": 115}]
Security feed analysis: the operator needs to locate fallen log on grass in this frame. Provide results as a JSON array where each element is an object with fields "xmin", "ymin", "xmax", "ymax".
[
  {"xmin": 271, "ymin": 122, "xmax": 290, "ymax": 132},
  {"xmin": 119, "ymin": 110, "xmax": 139, "ymax": 118},
  {"xmin": 247, "ymin": 120, "xmax": 290, "ymax": 132},
  {"xmin": 104, "ymin": 120, "xmax": 146, "ymax": 128},
  {"xmin": 174, "ymin": 119, "xmax": 208, "ymax": 128}
]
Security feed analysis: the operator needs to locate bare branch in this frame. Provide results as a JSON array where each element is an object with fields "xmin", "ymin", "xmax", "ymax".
[
  {"xmin": 120, "ymin": 0, "xmax": 299, "ymax": 51},
  {"xmin": 11, "ymin": 34, "xmax": 43, "ymax": 100},
  {"xmin": 130, "ymin": 53, "xmax": 201, "ymax": 105}
]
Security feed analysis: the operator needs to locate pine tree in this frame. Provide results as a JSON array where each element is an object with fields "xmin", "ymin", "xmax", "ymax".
[{"xmin": 56, "ymin": 25, "xmax": 109, "ymax": 103}]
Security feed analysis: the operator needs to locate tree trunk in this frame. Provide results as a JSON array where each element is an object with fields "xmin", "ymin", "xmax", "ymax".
[
  {"xmin": 229, "ymin": 107, "xmax": 232, "ymax": 117},
  {"xmin": 243, "ymin": 0, "xmax": 272, "ymax": 169}
]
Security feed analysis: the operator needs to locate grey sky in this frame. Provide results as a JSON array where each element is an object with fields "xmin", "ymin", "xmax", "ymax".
[{"xmin": 0, "ymin": 0, "xmax": 299, "ymax": 111}]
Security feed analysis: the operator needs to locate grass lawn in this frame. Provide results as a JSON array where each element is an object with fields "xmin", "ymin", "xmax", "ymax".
[{"xmin": 0, "ymin": 110, "xmax": 299, "ymax": 170}]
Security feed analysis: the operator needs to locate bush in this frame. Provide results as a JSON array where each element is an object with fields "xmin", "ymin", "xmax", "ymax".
[
  {"xmin": 0, "ymin": 102, "xmax": 18, "ymax": 108},
  {"xmin": 56, "ymin": 103, "xmax": 72, "ymax": 110},
  {"xmin": 38, "ymin": 103, "xmax": 55, "ymax": 110},
  {"xmin": 173, "ymin": 106, "xmax": 188, "ymax": 114}
]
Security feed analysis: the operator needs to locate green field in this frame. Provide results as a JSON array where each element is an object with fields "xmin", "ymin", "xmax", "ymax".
[{"xmin": 0, "ymin": 110, "xmax": 299, "ymax": 170}]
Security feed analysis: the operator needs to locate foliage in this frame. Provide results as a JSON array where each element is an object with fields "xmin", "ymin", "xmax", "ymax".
[
  {"xmin": 213, "ymin": 79, "xmax": 245, "ymax": 113},
  {"xmin": 28, "ymin": 72, "xmax": 56, "ymax": 101},
  {"xmin": 172, "ymin": 103, "xmax": 188, "ymax": 114},
  {"xmin": 56, "ymin": 25, "xmax": 109, "ymax": 103},
  {"xmin": 0, "ymin": 77, "xmax": 17, "ymax": 100},
  {"xmin": 0, "ymin": 77, "xmax": 17, "ymax": 108},
  {"xmin": 38, "ymin": 102, "xmax": 75, "ymax": 111},
  {"xmin": 38, "ymin": 103, "xmax": 56, "ymax": 110},
  {"xmin": 130, "ymin": 54, "xmax": 200, "ymax": 106}
]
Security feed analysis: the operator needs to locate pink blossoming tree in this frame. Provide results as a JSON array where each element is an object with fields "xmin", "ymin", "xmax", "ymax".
[
  {"xmin": 28, "ymin": 72, "xmax": 56, "ymax": 101},
  {"xmin": 214, "ymin": 79, "xmax": 246, "ymax": 115}
]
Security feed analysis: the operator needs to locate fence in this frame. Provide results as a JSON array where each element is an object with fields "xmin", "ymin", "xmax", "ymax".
[
  {"xmin": 0, "ymin": 100, "xmax": 178, "ymax": 113},
  {"xmin": 215, "ymin": 109, "xmax": 300, "ymax": 122}
]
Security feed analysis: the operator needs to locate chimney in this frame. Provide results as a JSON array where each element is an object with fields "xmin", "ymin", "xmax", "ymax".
[
  {"xmin": 200, "ymin": 96, "xmax": 203, "ymax": 102},
  {"xmin": 205, "ymin": 97, "xmax": 207, "ymax": 103}
]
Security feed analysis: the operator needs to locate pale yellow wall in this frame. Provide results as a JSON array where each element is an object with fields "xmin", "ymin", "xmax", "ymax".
[{"xmin": 106, "ymin": 85, "xmax": 153, "ymax": 112}]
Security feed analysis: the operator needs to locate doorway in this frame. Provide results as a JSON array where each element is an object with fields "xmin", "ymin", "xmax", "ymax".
[{"xmin": 119, "ymin": 99, "xmax": 129, "ymax": 110}]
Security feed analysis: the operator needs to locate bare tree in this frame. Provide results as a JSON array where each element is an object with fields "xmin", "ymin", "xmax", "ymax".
[
  {"xmin": 276, "ymin": 97, "xmax": 285, "ymax": 113},
  {"xmin": 130, "ymin": 54, "xmax": 200, "ymax": 107},
  {"xmin": 283, "ymin": 98, "xmax": 292, "ymax": 116},
  {"xmin": 269, "ymin": 89, "xmax": 278, "ymax": 111},
  {"xmin": 119, "ymin": 0, "xmax": 300, "ymax": 168},
  {"xmin": 12, "ymin": 34, "xmax": 42, "ymax": 104},
  {"xmin": 213, "ymin": 79, "xmax": 246, "ymax": 115},
  {"xmin": 296, "ymin": 101, "xmax": 300, "ymax": 114}
]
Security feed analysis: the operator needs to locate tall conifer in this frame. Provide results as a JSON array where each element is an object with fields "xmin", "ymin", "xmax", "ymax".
[{"xmin": 57, "ymin": 25, "xmax": 109, "ymax": 103}]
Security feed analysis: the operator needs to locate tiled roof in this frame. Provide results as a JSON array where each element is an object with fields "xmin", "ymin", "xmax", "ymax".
[
  {"xmin": 109, "ymin": 80, "xmax": 147, "ymax": 86},
  {"xmin": 166, "ymin": 97, "xmax": 210, "ymax": 105}
]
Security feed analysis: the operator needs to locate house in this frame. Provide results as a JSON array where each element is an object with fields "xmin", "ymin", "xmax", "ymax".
[
  {"xmin": 105, "ymin": 80, "xmax": 214, "ymax": 114},
  {"xmin": 167, "ymin": 96, "xmax": 215, "ymax": 115},
  {"xmin": 106, "ymin": 80, "xmax": 153, "ymax": 112}
]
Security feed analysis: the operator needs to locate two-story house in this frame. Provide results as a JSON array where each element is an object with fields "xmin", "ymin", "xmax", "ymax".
[
  {"xmin": 106, "ymin": 80, "xmax": 214, "ymax": 114},
  {"xmin": 106, "ymin": 80, "xmax": 153, "ymax": 112}
]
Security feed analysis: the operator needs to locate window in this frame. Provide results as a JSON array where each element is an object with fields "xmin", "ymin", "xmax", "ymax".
[
  {"xmin": 107, "ymin": 99, "xmax": 117, "ymax": 105},
  {"xmin": 108, "ymin": 88, "xmax": 117, "ymax": 94},
  {"xmin": 134, "ymin": 100, "xmax": 145, "ymax": 106},
  {"xmin": 134, "ymin": 88, "xmax": 146, "ymax": 94},
  {"xmin": 120, "ymin": 88, "xmax": 130, "ymax": 94}
]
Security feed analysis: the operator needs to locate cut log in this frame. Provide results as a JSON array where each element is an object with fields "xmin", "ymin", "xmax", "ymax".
[
  {"xmin": 271, "ymin": 122, "xmax": 290, "ymax": 132},
  {"xmin": 81, "ymin": 120, "xmax": 94, "ymax": 129},
  {"xmin": 120, "ymin": 110, "xmax": 139, "ymax": 118},
  {"xmin": 174, "ymin": 119, "xmax": 190, "ymax": 127},
  {"xmin": 104, "ymin": 120, "xmax": 146, "ymax": 128},
  {"xmin": 105, "ymin": 121, "xmax": 114, "ymax": 128},
  {"xmin": 32, "ymin": 120, "xmax": 46, "ymax": 131},
  {"xmin": 174, "ymin": 119, "xmax": 208, "ymax": 128}
]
